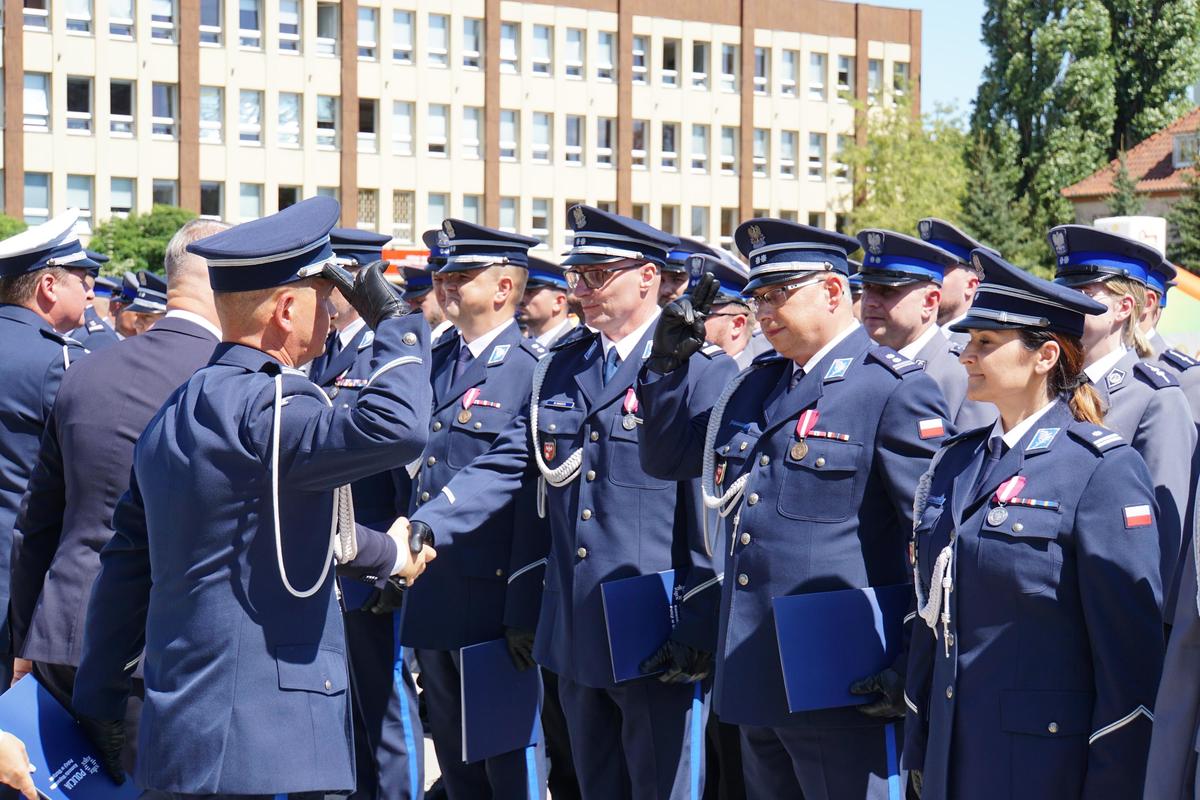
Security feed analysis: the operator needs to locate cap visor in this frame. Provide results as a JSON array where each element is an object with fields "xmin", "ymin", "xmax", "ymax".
[
  {"xmin": 1053, "ymin": 272, "xmax": 1119, "ymax": 289},
  {"xmin": 859, "ymin": 272, "xmax": 928, "ymax": 288},
  {"xmin": 561, "ymin": 252, "xmax": 625, "ymax": 267},
  {"xmin": 948, "ymin": 314, "xmax": 1021, "ymax": 334}
]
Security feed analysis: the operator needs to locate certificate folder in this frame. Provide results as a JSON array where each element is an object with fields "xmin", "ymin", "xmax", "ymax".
[
  {"xmin": 0, "ymin": 675, "xmax": 140, "ymax": 800},
  {"xmin": 459, "ymin": 638, "xmax": 541, "ymax": 763},
  {"xmin": 772, "ymin": 583, "xmax": 911, "ymax": 713},
  {"xmin": 600, "ymin": 570, "xmax": 676, "ymax": 684}
]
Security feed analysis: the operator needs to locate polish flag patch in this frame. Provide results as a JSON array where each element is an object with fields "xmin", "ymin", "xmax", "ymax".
[
  {"xmin": 918, "ymin": 418, "xmax": 945, "ymax": 439},
  {"xmin": 1123, "ymin": 505, "xmax": 1152, "ymax": 529}
]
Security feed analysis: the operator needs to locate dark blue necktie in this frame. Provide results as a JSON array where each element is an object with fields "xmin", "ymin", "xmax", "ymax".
[
  {"xmin": 788, "ymin": 367, "xmax": 804, "ymax": 392},
  {"xmin": 453, "ymin": 343, "xmax": 473, "ymax": 383},
  {"xmin": 603, "ymin": 347, "xmax": 622, "ymax": 386},
  {"xmin": 973, "ymin": 436, "xmax": 1006, "ymax": 495}
]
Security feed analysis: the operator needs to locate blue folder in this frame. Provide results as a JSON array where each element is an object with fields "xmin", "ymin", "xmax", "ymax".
[
  {"xmin": 600, "ymin": 570, "xmax": 677, "ymax": 683},
  {"xmin": 459, "ymin": 638, "xmax": 542, "ymax": 764},
  {"xmin": 772, "ymin": 583, "xmax": 912, "ymax": 713},
  {"xmin": 0, "ymin": 676, "xmax": 139, "ymax": 800}
]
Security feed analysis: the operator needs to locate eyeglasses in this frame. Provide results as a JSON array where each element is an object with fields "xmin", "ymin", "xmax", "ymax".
[
  {"xmin": 745, "ymin": 276, "xmax": 825, "ymax": 314},
  {"xmin": 564, "ymin": 263, "xmax": 640, "ymax": 290}
]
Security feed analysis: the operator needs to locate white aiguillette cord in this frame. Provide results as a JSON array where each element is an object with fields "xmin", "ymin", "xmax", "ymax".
[
  {"xmin": 699, "ymin": 369, "xmax": 753, "ymax": 557},
  {"xmin": 529, "ymin": 352, "xmax": 583, "ymax": 518}
]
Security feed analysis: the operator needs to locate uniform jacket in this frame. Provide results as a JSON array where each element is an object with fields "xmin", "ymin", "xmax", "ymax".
[
  {"xmin": 912, "ymin": 327, "xmax": 996, "ymax": 431},
  {"xmin": 71, "ymin": 314, "xmax": 432, "ymax": 795},
  {"xmin": 71, "ymin": 306, "xmax": 119, "ymax": 351},
  {"xmin": 399, "ymin": 321, "xmax": 549, "ymax": 649},
  {"xmin": 412, "ymin": 323, "xmax": 737, "ymax": 688},
  {"xmin": 0, "ymin": 305, "xmax": 86, "ymax": 649},
  {"xmin": 637, "ymin": 324, "xmax": 949, "ymax": 728},
  {"xmin": 904, "ymin": 399, "xmax": 1164, "ymax": 800},
  {"xmin": 10, "ymin": 316, "xmax": 217, "ymax": 668}
]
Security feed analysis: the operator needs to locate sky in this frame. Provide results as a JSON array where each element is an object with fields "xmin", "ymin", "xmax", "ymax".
[{"xmin": 866, "ymin": 0, "xmax": 988, "ymax": 115}]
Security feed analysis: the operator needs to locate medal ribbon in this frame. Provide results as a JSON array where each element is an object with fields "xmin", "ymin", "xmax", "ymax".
[
  {"xmin": 795, "ymin": 409, "xmax": 820, "ymax": 440},
  {"xmin": 994, "ymin": 475, "xmax": 1026, "ymax": 505},
  {"xmin": 623, "ymin": 388, "xmax": 639, "ymax": 415},
  {"xmin": 462, "ymin": 387, "xmax": 481, "ymax": 410}
]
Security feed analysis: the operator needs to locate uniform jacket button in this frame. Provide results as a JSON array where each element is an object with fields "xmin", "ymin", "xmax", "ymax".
[
  {"xmin": 495, "ymin": 568, "xmax": 504, "ymax": 577},
  {"xmin": 427, "ymin": 456, "xmax": 437, "ymax": 466},
  {"xmin": 739, "ymin": 441, "xmax": 748, "ymax": 451},
  {"xmin": 548, "ymin": 423, "xmax": 557, "ymax": 431},
  {"xmin": 815, "ymin": 457, "xmax": 826, "ymax": 467},
  {"xmin": 945, "ymin": 686, "xmax": 953, "ymax": 699},
  {"xmin": 324, "ymin": 679, "xmax": 333, "ymax": 690},
  {"xmin": 432, "ymin": 421, "xmax": 442, "ymax": 431},
  {"xmin": 402, "ymin": 332, "xmax": 417, "ymax": 345},
  {"xmin": 1012, "ymin": 522, "xmax": 1024, "ymax": 533},
  {"xmin": 577, "ymin": 547, "xmax": 588, "ymax": 558},
  {"xmin": 420, "ymin": 491, "xmax": 430, "ymax": 502},
  {"xmin": 581, "ymin": 509, "xmax": 592, "ymax": 520},
  {"xmin": 590, "ymin": 431, "xmax": 600, "ymax": 441},
  {"xmin": 1047, "ymin": 722, "xmax": 1059, "ymax": 734},
  {"xmin": 585, "ymin": 470, "xmax": 596, "ymax": 481},
  {"xmin": 747, "ymin": 492, "xmax": 759, "ymax": 505},
  {"xmin": 740, "ymin": 532, "xmax": 751, "ymax": 545},
  {"xmin": 759, "ymin": 455, "xmax": 770, "ymax": 466},
  {"xmin": 474, "ymin": 422, "xmax": 482, "ymax": 429},
  {"xmin": 737, "ymin": 573, "xmax": 749, "ymax": 586}
]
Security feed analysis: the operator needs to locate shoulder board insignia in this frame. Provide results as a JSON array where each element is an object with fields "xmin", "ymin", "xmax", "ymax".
[
  {"xmin": 942, "ymin": 423, "xmax": 991, "ymax": 447},
  {"xmin": 357, "ymin": 330, "xmax": 375, "ymax": 350},
  {"xmin": 750, "ymin": 349, "xmax": 785, "ymax": 367},
  {"xmin": 39, "ymin": 328, "xmax": 71, "ymax": 345},
  {"xmin": 701, "ymin": 343, "xmax": 724, "ymax": 357},
  {"xmin": 520, "ymin": 338, "xmax": 548, "ymax": 358},
  {"xmin": 1068, "ymin": 422, "xmax": 1126, "ymax": 454},
  {"xmin": 487, "ymin": 344, "xmax": 511, "ymax": 365},
  {"xmin": 823, "ymin": 356, "xmax": 855, "ymax": 382},
  {"xmin": 642, "ymin": 340, "xmax": 653, "ymax": 360},
  {"xmin": 1161, "ymin": 348, "xmax": 1200, "ymax": 372},
  {"xmin": 1134, "ymin": 361, "xmax": 1179, "ymax": 389},
  {"xmin": 1105, "ymin": 368, "xmax": 1126, "ymax": 390},
  {"xmin": 1024, "ymin": 426, "xmax": 1061, "ymax": 453},
  {"xmin": 86, "ymin": 320, "xmax": 105, "ymax": 333},
  {"xmin": 867, "ymin": 347, "xmax": 922, "ymax": 377},
  {"xmin": 948, "ymin": 340, "xmax": 965, "ymax": 357}
]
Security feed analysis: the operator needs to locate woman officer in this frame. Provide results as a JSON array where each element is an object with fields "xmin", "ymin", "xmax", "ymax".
[{"xmin": 903, "ymin": 248, "xmax": 1165, "ymax": 800}]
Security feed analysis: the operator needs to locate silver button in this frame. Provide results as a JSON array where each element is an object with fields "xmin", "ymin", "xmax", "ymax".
[
  {"xmin": 747, "ymin": 492, "xmax": 759, "ymax": 506},
  {"xmin": 402, "ymin": 332, "xmax": 417, "ymax": 345},
  {"xmin": 324, "ymin": 679, "xmax": 333, "ymax": 690},
  {"xmin": 1012, "ymin": 522, "xmax": 1024, "ymax": 533},
  {"xmin": 759, "ymin": 455, "xmax": 770, "ymax": 466},
  {"xmin": 432, "ymin": 421, "xmax": 442, "ymax": 431},
  {"xmin": 740, "ymin": 532, "xmax": 751, "ymax": 545},
  {"xmin": 427, "ymin": 456, "xmax": 437, "ymax": 466},
  {"xmin": 815, "ymin": 457, "xmax": 826, "ymax": 467},
  {"xmin": 739, "ymin": 441, "xmax": 748, "ymax": 451},
  {"xmin": 577, "ymin": 547, "xmax": 588, "ymax": 558},
  {"xmin": 420, "ymin": 491, "xmax": 430, "ymax": 502},
  {"xmin": 945, "ymin": 686, "xmax": 953, "ymax": 699},
  {"xmin": 737, "ymin": 573, "xmax": 749, "ymax": 586},
  {"xmin": 591, "ymin": 431, "xmax": 600, "ymax": 441},
  {"xmin": 549, "ymin": 423, "xmax": 557, "ymax": 431},
  {"xmin": 945, "ymin": 633, "xmax": 955, "ymax": 647},
  {"xmin": 586, "ymin": 470, "xmax": 596, "ymax": 481},
  {"xmin": 474, "ymin": 422, "xmax": 482, "ymax": 430},
  {"xmin": 1047, "ymin": 722, "xmax": 1059, "ymax": 734},
  {"xmin": 581, "ymin": 509, "xmax": 592, "ymax": 520},
  {"xmin": 495, "ymin": 569, "xmax": 503, "ymax": 577}
]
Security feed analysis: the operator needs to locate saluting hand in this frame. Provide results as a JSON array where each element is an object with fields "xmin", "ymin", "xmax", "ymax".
[
  {"xmin": 647, "ymin": 271, "xmax": 719, "ymax": 374},
  {"xmin": 322, "ymin": 261, "xmax": 406, "ymax": 329}
]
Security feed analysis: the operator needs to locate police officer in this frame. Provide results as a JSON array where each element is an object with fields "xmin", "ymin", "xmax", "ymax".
[
  {"xmin": 848, "ymin": 259, "xmax": 864, "ymax": 321},
  {"xmin": 636, "ymin": 218, "xmax": 950, "ymax": 799},
  {"xmin": 904, "ymin": 248, "xmax": 1164, "ymax": 800},
  {"xmin": 684, "ymin": 253, "xmax": 756, "ymax": 371},
  {"xmin": 110, "ymin": 272, "xmax": 140, "ymax": 339},
  {"xmin": 310, "ymin": 228, "xmax": 389, "ymax": 391},
  {"xmin": 519, "ymin": 256, "xmax": 579, "ymax": 348},
  {"xmin": 0, "ymin": 211, "xmax": 95, "ymax": 687},
  {"xmin": 124, "ymin": 270, "xmax": 167, "ymax": 334},
  {"xmin": 1139, "ymin": 259, "xmax": 1200, "ymax": 419},
  {"xmin": 72, "ymin": 251, "xmax": 120, "ymax": 350},
  {"xmin": 70, "ymin": 196, "xmax": 437, "ymax": 794},
  {"xmin": 416, "ymin": 229, "xmax": 454, "ymax": 342},
  {"xmin": 857, "ymin": 229, "xmax": 996, "ymax": 430},
  {"xmin": 916, "ymin": 218, "xmax": 990, "ymax": 348},
  {"xmin": 1049, "ymin": 225, "xmax": 1196, "ymax": 604}
]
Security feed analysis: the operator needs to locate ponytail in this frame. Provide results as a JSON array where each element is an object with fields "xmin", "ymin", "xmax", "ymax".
[
  {"xmin": 1017, "ymin": 329, "xmax": 1105, "ymax": 425},
  {"xmin": 1106, "ymin": 276, "xmax": 1154, "ymax": 359}
]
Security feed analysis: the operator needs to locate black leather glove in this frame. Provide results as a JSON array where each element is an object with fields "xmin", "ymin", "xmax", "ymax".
[
  {"xmin": 504, "ymin": 627, "xmax": 537, "ymax": 671},
  {"xmin": 408, "ymin": 519, "xmax": 435, "ymax": 555},
  {"xmin": 849, "ymin": 667, "xmax": 907, "ymax": 718},
  {"xmin": 646, "ymin": 272, "xmax": 719, "ymax": 374},
  {"xmin": 367, "ymin": 578, "xmax": 406, "ymax": 614},
  {"xmin": 910, "ymin": 769, "xmax": 923, "ymax": 798},
  {"xmin": 322, "ymin": 261, "xmax": 406, "ymax": 329},
  {"xmin": 640, "ymin": 640, "xmax": 713, "ymax": 684},
  {"xmin": 75, "ymin": 715, "xmax": 125, "ymax": 783}
]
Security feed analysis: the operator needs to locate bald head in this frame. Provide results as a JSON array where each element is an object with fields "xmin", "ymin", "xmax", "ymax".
[{"xmin": 165, "ymin": 218, "xmax": 229, "ymax": 328}]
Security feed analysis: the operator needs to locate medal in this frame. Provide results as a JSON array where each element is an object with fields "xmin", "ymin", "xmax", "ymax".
[
  {"xmin": 986, "ymin": 507, "xmax": 1008, "ymax": 526},
  {"xmin": 790, "ymin": 441, "xmax": 809, "ymax": 460},
  {"xmin": 987, "ymin": 475, "xmax": 1026, "ymax": 527},
  {"xmin": 622, "ymin": 387, "xmax": 639, "ymax": 430},
  {"xmin": 790, "ymin": 408, "xmax": 819, "ymax": 460},
  {"xmin": 623, "ymin": 415, "xmax": 637, "ymax": 430},
  {"xmin": 458, "ymin": 409, "xmax": 472, "ymax": 424},
  {"xmin": 459, "ymin": 387, "xmax": 480, "ymax": 424}
]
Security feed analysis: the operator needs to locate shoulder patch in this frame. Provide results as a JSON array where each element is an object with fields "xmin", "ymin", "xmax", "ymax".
[
  {"xmin": 1067, "ymin": 422, "xmax": 1127, "ymax": 455},
  {"xmin": 1161, "ymin": 348, "xmax": 1200, "ymax": 372},
  {"xmin": 701, "ymin": 343, "xmax": 724, "ymax": 358},
  {"xmin": 1133, "ymin": 361, "xmax": 1180, "ymax": 390},
  {"xmin": 86, "ymin": 320, "xmax": 105, "ymax": 333},
  {"xmin": 357, "ymin": 329, "xmax": 375, "ymax": 349},
  {"xmin": 867, "ymin": 346, "xmax": 922, "ymax": 377},
  {"xmin": 39, "ymin": 328, "xmax": 72, "ymax": 346}
]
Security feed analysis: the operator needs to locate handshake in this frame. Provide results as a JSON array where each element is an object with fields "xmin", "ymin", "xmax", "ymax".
[{"xmin": 386, "ymin": 516, "xmax": 438, "ymax": 585}]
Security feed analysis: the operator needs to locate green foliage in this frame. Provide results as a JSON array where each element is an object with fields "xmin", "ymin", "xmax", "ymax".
[
  {"xmin": 1108, "ymin": 150, "xmax": 1144, "ymax": 216},
  {"xmin": 90, "ymin": 205, "xmax": 196, "ymax": 275},
  {"xmin": 960, "ymin": 131, "xmax": 1047, "ymax": 274},
  {"xmin": 0, "ymin": 215, "xmax": 28, "ymax": 240},
  {"xmin": 1167, "ymin": 173, "xmax": 1200, "ymax": 273},
  {"xmin": 839, "ymin": 97, "xmax": 969, "ymax": 234}
]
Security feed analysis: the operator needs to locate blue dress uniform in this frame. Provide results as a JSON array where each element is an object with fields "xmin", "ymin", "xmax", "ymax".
[
  {"xmin": 72, "ymin": 255, "xmax": 120, "ymax": 350},
  {"xmin": 411, "ymin": 207, "xmax": 736, "ymax": 800},
  {"xmin": 916, "ymin": 218, "xmax": 994, "ymax": 350},
  {"xmin": 904, "ymin": 249, "xmax": 1164, "ymax": 800},
  {"xmin": 70, "ymin": 197, "xmax": 433, "ymax": 796},
  {"xmin": 637, "ymin": 220, "xmax": 950, "ymax": 800},
  {"xmin": 857, "ymin": 229, "xmax": 996, "ymax": 431},
  {"xmin": 1049, "ymin": 225, "xmax": 1197, "ymax": 607},
  {"xmin": 398, "ymin": 220, "xmax": 550, "ymax": 799},
  {"xmin": 0, "ymin": 212, "xmax": 96, "ymax": 673}
]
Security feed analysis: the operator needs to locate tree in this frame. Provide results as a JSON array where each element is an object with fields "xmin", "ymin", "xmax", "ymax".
[
  {"xmin": 0, "ymin": 215, "xmax": 27, "ymax": 240},
  {"xmin": 960, "ymin": 130, "xmax": 1044, "ymax": 273},
  {"xmin": 1167, "ymin": 173, "xmax": 1200, "ymax": 272},
  {"xmin": 839, "ymin": 98, "xmax": 969, "ymax": 234},
  {"xmin": 1108, "ymin": 149, "xmax": 1144, "ymax": 216},
  {"xmin": 90, "ymin": 205, "xmax": 196, "ymax": 275}
]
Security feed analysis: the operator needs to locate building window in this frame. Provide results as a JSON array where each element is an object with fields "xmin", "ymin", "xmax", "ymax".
[
  {"xmin": 66, "ymin": 0, "xmax": 92, "ymax": 33},
  {"xmin": 500, "ymin": 110, "xmax": 518, "ymax": 160},
  {"xmin": 358, "ymin": 98, "xmax": 377, "ymax": 152},
  {"xmin": 278, "ymin": 91, "xmax": 301, "ymax": 146},
  {"xmin": 316, "ymin": 94, "xmax": 337, "ymax": 148},
  {"xmin": 356, "ymin": 7, "xmax": 377, "ymax": 59},
  {"xmin": 753, "ymin": 47, "xmax": 769, "ymax": 94},
  {"xmin": 893, "ymin": 61, "xmax": 910, "ymax": 94},
  {"xmin": 597, "ymin": 117, "xmax": 614, "ymax": 166},
  {"xmin": 392, "ymin": 10, "xmax": 412, "ymax": 63},
  {"xmin": 691, "ymin": 41, "xmax": 709, "ymax": 89},
  {"xmin": 781, "ymin": 50, "xmax": 798, "ymax": 96},
  {"xmin": 720, "ymin": 125, "xmax": 737, "ymax": 174},
  {"xmin": 531, "ymin": 25, "xmax": 552, "ymax": 75},
  {"xmin": 752, "ymin": 128, "xmax": 768, "ymax": 177},
  {"xmin": 152, "ymin": 82, "xmax": 177, "ymax": 138},
  {"xmin": 199, "ymin": 0, "xmax": 220, "ymax": 43},
  {"xmin": 498, "ymin": 21, "xmax": 516, "ymax": 72},
  {"xmin": 110, "ymin": 80, "xmax": 134, "ymax": 135},
  {"xmin": 719, "ymin": 207, "xmax": 736, "ymax": 247},
  {"xmin": 691, "ymin": 206, "xmax": 709, "ymax": 241},
  {"xmin": 108, "ymin": 0, "xmax": 133, "ymax": 36},
  {"xmin": 531, "ymin": 198, "xmax": 550, "ymax": 248},
  {"xmin": 868, "ymin": 59, "xmax": 882, "ymax": 102},
  {"xmin": 392, "ymin": 190, "xmax": 414, "ymax": 242},
  {"xmin": 199, "ymin": 86, "xmax": 222, "ymax": 143},
  {"xmin": 462, "ymin": 194, "xmax": 481, "ymax": 224},
  {"xmin": 237, "ymin": 0, "xmax": 260, "ymax": 47},
  {"xmin": 808, "ymin": 211, "xmax": 824, "ymax": 228},
  {"xmin": 809, "ymin": 52, "xmax": 827, "ymax": 100},
  {"xmin": 632, "ymin": 35, "xmax": 648, "ymax": 84},
  {"xmin": 631, "ymin": 204, "xmax": 648, "ymax": 223},
  {"xmin": 24, "ymin": 173, "xmax": 50, "ymax": 224},
  {"xmin": 240, "ymin": 183, "xmax": 263, "ymax": 221},
  {"xmin": 427, "ymin": 14, "xmax": 448, "ymax": 66},
  {"xmin": 152, "ymin": 179, "xmax": 178, "ymax": 206},
  {"xmin": 239, "ymin": 90, "xmax": 262, "ymax": 144},
  {"xmin": 780, "ymin": 210, "xmax": 797, "ymax": 222},
  {"xmin": 316, "ymin": 186, "xmax": 337, "ymax": 199},
  {"xmin": 427, "ymin": 103, "xmax": 448, "ymax": 155},
  {"xmin": 565, "ymin": 114, "xmax": 583, "ymax": 165},
  {"xmin": 661, "ymin": 122, "xmax": 678, "ymax": 170},
  {"xmin": 110, "ymin": 177, "xmax": 135, "ymax": 216},
  {"xmin": 24, "ymin": 0, "xmax": 49, "ymax": 29},
  {"xmin": 200, "ymin": 181, "xmax": 222, "ymax": 218},
  {"xmin": 631, "ymin": 119, "xmax": 647, "ymax": 168},
  {"xmin": 427, "ymin": 192, "xmax": 448, "ymax": 227},
  {"xmin": 565, "ymin": 28, "xmax": 584, "ymax": 78},
  {"xmin": 23, "ymin": 73, "xmax": 50, "ymax": 132},
  {"xmin": 392, "ymin": 100, "xmax": 413, "ymax": 155},
  {"xmin": 780, "ymin": 130, "xmax": 797, "ymax": 178},
  {"xmin": 463, "ymin": 18, "xmax": 482, "ymax": 69},
  {"xmin": 662, "ymin": 39, "xmax": 680, "ymax": 87},
  {"xmin": 531, "ymin": 112, "xmax": 551, "ymax": 163},
  {"xmin": 596, "ymin": 31, "xmax": 615, "ymax": 80},
  {"xmin": 837, "ymin": 55, "xmax": 854, "ymax": 100},
  {"xmin": 316, "ymin": 2, "xmax": 338, "ymax": 55},
  {"xmin": 835, "ymin": 133, "xmax": 850, "ymax": 179},
  {"xmin": 278, "ymin": 186, "xmax": 300, "ymax": 210},
  {"xmin": 720, "ymin": 44, "xmax": 737, "ymax": 92},
  {"xmin": 660, "ymin": 204, "xmax": 678, "ymax": 235},
  {"xmin": 357, "ymin": 189, "xmax": 378, "ymax": 229},
  {"xmin": 66, "ymin": 76, "xmax": 92, "ymax": 133},
  {"xmin": 67, "ymin": 175, "xmax": 93, "ymax": 232},
  {"xmin": 278, "ymin": 0, "xmax": 299, "ymax": 51},
  {"xmin": 461, "ymin": 106, "xmax": 481, "ymax": 159},
  {"xmin": 691, "ymin": 124, "xmax": 709, "ymax": 173},
  {"xmin": 150, "ymin": 0, "xmax": 174, "ymax": 40},
  {"xmin": 808, "ymin": 132, "xmax": 826, "ymax": 179},
  {"xmin": 499, "ymin": 197, "xmax": 517, "ymax": 232}
]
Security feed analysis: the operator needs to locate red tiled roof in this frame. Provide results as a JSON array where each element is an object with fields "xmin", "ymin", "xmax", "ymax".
[{"xmin": 1062, "ymin": 107, "xmax": 1200, "ymax": 199}]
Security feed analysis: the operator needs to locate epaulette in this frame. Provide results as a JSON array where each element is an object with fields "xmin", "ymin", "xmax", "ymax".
[
  {"xmin": 948, "ymin": 340, "xmax": 965, "ymax": 357},
  {"xmin": 86, "ymin": 320, "xmax": 105, "ymax": 333},
  {"xmin": 750, "ymin": 349, "xmax": 786, "ymax": 367},
  {"xmin": 700, "ymin": 342, "xmax": 724, "ymax": 358},
  {"xmin": 1133, "ymin": 361, "xmax": 1180, "ymax": 390},
  {"xmin": 1161, "ymin": 348, "xmax": 1200, "ymax": 372},
  {"xmin": 39, "ymin": 328, "xmax": 77, "ymax": 347},
  {"xmin": 867, "ymin": 346, "xmax": 922, "ymax": 377},
  {"xmin": 1067, "ymin": 421, "xmax": 1126, "ymax": 455},
  {"xmin": 519, "ymin": 337, "xmax": 548, "ymax": 359},
  {"xmin": 432, "ymin": 330, "xmax": 458, "ymax": 350},
  {"xmin": 551, "ymin": 326, "xmax": 597, "ymax": 351},
  {"xmin": 942, "ymin": 421, "xmax": 992, "ymax": 447}
]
